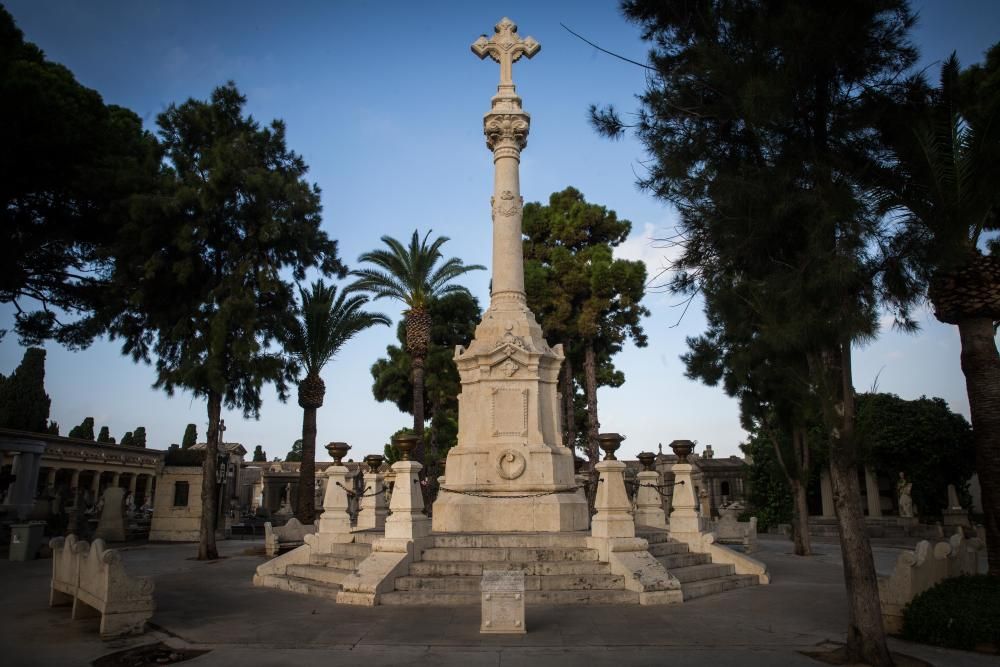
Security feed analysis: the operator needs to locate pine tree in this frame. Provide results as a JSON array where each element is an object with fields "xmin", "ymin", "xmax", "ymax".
[
  {"xmin": 68, "ymin": 417, "xmax": 95, "ymax": 440},
  {"xmin": 103, "ymin": 83, "xmax": 343, "ymax": 560},
  {"xmin": 181, "ymin": 424, "xmax": 197, "ymax": 449},
  {"xmin": 0, "ymin": 347, "xmax": 50, "ymax": 432}
]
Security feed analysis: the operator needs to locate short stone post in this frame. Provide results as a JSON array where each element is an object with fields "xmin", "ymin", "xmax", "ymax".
[
  {"xmin": 314, "ymin": 442, "xmax": 354, "ymax": 548},
  {"xmin": 384, "ymin": 435, "xmax": 430, "ymax": 540},
  {"xmin": 634, "ymin": 452, "xmax": 667, "ymax": 530},
  {"xmin": 356, "ymin": 454, "xmax": 388, "ymax": 531},
  {"xmin": 591, "ymin": 434, "xmax": 635, "ymax": 539},
  {"xmin": 667, "ymin": 440, "xmax": 700, "ymax": 543},
  {"xmin": 481, "ymin": 570, "xmax": 526, "ymax": 634}
]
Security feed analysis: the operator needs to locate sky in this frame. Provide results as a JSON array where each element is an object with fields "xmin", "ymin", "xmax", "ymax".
[{"xmin": 2, "ymin": 1, "xmax": 999, "ymax": 462}]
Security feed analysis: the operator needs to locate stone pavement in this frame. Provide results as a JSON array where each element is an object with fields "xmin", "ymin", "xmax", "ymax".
[{"xmin": 0, "ymin": 535, "xmax": 993, "ymax": 666}]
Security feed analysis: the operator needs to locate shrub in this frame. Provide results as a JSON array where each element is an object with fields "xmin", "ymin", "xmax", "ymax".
[
  {"xmin": 164, "ymin": 445, "xmax": 205, "ymax": 467},
  {"xmin": 902, "ymin": 575, "xmax": 1000, "ymax": 651}
]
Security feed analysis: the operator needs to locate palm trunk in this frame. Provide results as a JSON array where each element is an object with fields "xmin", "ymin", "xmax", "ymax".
[
  {"xmin": 957, "ymin": 316, "xmax": 1000, "ymax": 575},
  {"xmin": 297, "ymin": 405, "xmax": 317, "ymax": 524},
  {"xmin": 561, "ymin": 353, "xmax": 576, "ymax": 450},
  {"xmin": 198, "ymin": 391, "xmax": 221, "ymax": 561},
  {"xmin": 817, "ymin": 341, "xmax": 892, "ymax": 666},
  {"xmin": 412, "ymin": 355, "xmax": 426, "ymax": 464}
]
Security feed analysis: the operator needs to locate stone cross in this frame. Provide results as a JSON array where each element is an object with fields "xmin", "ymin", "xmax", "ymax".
[{"xmin": 472, "ymin": 17, "xmax": 540, "ymax": 93}]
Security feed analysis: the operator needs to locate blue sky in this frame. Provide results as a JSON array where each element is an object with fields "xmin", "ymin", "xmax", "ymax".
[{"xmin": 2, "ymin": 1, "xmax": 998, "ymax": 460}]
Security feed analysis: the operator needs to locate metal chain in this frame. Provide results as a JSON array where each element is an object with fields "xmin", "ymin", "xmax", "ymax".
[
  {"xmin": 334, "ymin": 482, "xmax": 385, "ymax": 498},
  {"xmin": 438, "ymin": 483, "xmax": 592, "ymax": 500}
]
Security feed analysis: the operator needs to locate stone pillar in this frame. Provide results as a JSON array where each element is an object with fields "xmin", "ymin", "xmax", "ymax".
[
  {"xmin": 634, "ymin": 469, "xmax": 668, "ymax": 530},
  {"xmin": 385, "ymin": 459, "xmax": 431, "ymax": 540},
  {"xmin": 69, "ymin": 469, "xmax": 80, "ymax": 490},
  {"xmin": 356, "ymin": 468, "xmax": 388, "ymax": 531},
  {"xmin": 129, "ymin": 474, "xmax": 138, "ymax": 495},
  {"xmin": 591, "ymin": 459, "xmax": 634, "ymax": 539},
  {"xmin": 667, "ymin": 462, "xmax": 700, "ymax": 542},
  {"xmin": 91, "ymin": 470, "xmax": 102, "ymax": 496},
  {"xmin": 819, "ymin": 468, "xmax": 835, "ymax": 518},
  {"xmin": 112, "ymin": 472, "xmax": 121, "ymax": 488},
  {"xmin": 317, "ymin": 465, "xmax": 353, "ymax": 539},
  {"xmin": 864, "ymin": 467, "xmax": 881, "ymax": 517},
  {"xmin": 46, "ymin": 467, "xmax": 57, "ymax": 488}
]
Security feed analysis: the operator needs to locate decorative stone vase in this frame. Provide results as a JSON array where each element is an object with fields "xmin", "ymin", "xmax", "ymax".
[
  {"xmin": 393, "ymin": 434, "xmax": 419, "ymax": 461},
  {"xmin": 597, "ymin": 433, "xmax": 625, "ymax": 461},
  {"xmin": 326, "ymin": 442, "xmax": 350, "ymax": 465},
  {"xmin": 637, "ymin": 451, "xmax": 656, "ymax": 471},
  {"xmin": 669, "ymin": 439, "xmax": 694, "ymax": 463},
  {"xmin": 364, "ymin": 454, "xmax": 384, "ymax": 474}
]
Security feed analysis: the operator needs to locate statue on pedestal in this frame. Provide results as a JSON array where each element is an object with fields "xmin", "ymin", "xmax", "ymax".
[{"xmin": 897, "ymin": 472, "xmax": 914, "ymax": 518}]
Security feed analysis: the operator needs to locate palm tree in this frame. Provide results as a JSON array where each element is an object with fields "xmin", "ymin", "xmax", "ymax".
[
  {"xmin": 879, "ymin": 52, "xmax": 1000, "ymax": 573},
  {"xmin": 350, "ymin": 230, "xmax": 485, "ymax": 462},
  {"xmin": 285, "ymin": 281, "xmax": 389, "ymax": 523}
]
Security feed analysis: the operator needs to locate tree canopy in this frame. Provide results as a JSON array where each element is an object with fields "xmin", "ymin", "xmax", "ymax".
[{"xmin": 0, "ymin": 347, "xmax": 50, "ymax": 433}]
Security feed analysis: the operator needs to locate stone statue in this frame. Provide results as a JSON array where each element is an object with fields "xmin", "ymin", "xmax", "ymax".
[{"xmin": 897, "ymin": 472, "xmax": 913, "ymax": 518}]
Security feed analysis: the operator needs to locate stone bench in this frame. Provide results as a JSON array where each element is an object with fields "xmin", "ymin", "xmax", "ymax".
[
  {"xmin": 264, "ymin": 518, "xmax": 317, "ymax": 557},
  {"xmin": 49, "ymin": 536, "xmax": 155, "ymax": 638}
]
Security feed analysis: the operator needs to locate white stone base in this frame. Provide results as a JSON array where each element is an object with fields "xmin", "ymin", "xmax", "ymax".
[{"xmin": 432, "ymin": 488, "xmax": 588, "ymax": 533}]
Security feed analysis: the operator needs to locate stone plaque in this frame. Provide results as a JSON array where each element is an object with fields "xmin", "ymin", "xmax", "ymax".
[
  {"xmin": 480, "ymin": 570, "xmax": 526, "ymax": 634},
  {"xmin": 491, "ymin": 388, "xmax": 528, "ymax": 437}
]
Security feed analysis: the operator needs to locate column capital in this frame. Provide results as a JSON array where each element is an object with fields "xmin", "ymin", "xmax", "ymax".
[{"xmin": 484, "ymin": 111, "xmax": 530, "ymax": 153}]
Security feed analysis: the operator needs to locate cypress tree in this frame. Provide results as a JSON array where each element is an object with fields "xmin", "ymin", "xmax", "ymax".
[
  {"xmin": 68, "ymin": 417, "xmax": 95, "ymax": 440},
  {"xmin": 132, "ymin": 426, "xmax": 147, "ymax": 448},
  {"xmin": 181, "ymin": 423, "xmax": 197, "ymax": 449},
  {"xmin": 252, "ymin": 445, "xmax": 266, "ymax": 462},
  {"xmin": 0, "ymin": 347, "xmax": 50, "ymax": 432},
  {"xmin": 120, "ymin": 431, "xmax": 134, "ymax": 447},
  {"xmin": 97, "ymin": 426, "xmax": 113, "ymax": 443}
]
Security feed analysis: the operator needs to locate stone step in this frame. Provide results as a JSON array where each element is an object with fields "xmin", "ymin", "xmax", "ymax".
[
  {"xmin": 327, "ymin": 542, "xmax": 373, "ymax": 557},
  {"xmin": 408, "ymin": 560, "xmax": 610, "ymax": 577},
  {"xmin": 379, "ymin": 589, "xmax": 638, "ymax": 606},
  {"xmin": 669, "ymin": 563, "xmax": 736, "ymax": 583},
  {"xmin": 394, "ymin": 574, "xmax": 625, "ymax": 592},
  {"xmin": 255, "ymin": 574, "xmax": 341, "ymax": 600},
  {"xmin": 656, "ymin": 552, "xmax": 712, "ymax": 569},
  {"xmin": 309, "ymin": 554, "xmax": 365, "ymax": 569},
  {"xmin": 419, "ymin": 547, "xmax": 599, "ymax": 562},
  {"xmin": 681, "ymin": 574, "xmax": 758, "ymax": 601},
  {"xmin": 286, "ymin": 564, "xmax": 353, "ymax": 586},
  {"xmin": 647, "ymin": 541, "xmax": 690, "ymax": 557},
  {"xmin": 636, "ymin": 530, "xmax": 671, "ymax": 545},
  {"xmin": 430, "ymin": 533, "xmax": 589, "ymax": 549},
  {"xmin": 351, "ymin": 530, "xmax": 384, "ymax": 545}
]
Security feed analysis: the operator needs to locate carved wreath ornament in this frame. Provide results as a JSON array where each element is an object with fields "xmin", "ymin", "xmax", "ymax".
[{"xmin": 496, "ymin": 449, "xmax": 527, "ymax": 480}]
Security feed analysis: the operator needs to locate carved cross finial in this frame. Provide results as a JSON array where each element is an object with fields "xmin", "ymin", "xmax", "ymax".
[{"xmin": 471, "ymin": 17, "xmax": 540, "ymax": 89}]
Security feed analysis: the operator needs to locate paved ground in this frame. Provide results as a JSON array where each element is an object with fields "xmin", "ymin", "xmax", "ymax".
[{"xmin": 0, "ymin": 535, "xmax": 993, "ymax": 666}]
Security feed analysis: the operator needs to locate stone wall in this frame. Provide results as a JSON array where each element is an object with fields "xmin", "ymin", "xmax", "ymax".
[{"xmin": 149, "ymin": 466, "xmax": 203, "ymax": 541}]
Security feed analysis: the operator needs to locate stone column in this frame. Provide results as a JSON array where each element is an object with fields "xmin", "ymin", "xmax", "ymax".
[
  {"xmin": 864, "ymin": 467, "xmax": 881, "ymax": 517},
  {"xmin": 667, "ymin": 443, "xmax": 701, "ymax": 543},
  {"xmin": 129, "ymin": 474, "xmax": 138, "ymax": 495},
  {"xmin": 90, "ymin": 470, "xmax": 102, "ymax": 496},
  {"xmin": 69, "ymin": 469, "xmax": 80, "ymax": 490},
  {"xmin": 111, "ymin": 472, "xmax": 120, "ymax": 488},
  {"xmin": 317, "ymin": 465, "xmax": 353, "ymax": 539},
  {"xmin": 385, "ymin": 458, "xmax": 431, "ymax": 540},
  {"xmin": 819, "ymin": 468, "xmax": 835, "ymax": 518},
  {"xmin": 46, "ymin": 467, "xmax": 57, "ymax": 488},
  {"xmin": 356, "ymin": 466, "xmax": 388, "ymax": 531},
  {"xmin": 634, "ymin": 469, "xmax": 668, "ymax": 530},
  {"xmin": 591, "ymin": 459, "xmax": 634, "ymax": 539}
]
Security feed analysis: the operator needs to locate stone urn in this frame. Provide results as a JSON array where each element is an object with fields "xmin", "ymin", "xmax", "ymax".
[
  {"xmin": 597, "ymin": 433, "xmax": 625, "ymax": 461},
  {"xmin": 669, "ymin": 439, "xmax": 695, "ymax": 463},
  {"xmin": 393, "ymin": 433, "xmax": 419, "ymax": 461},
  {"xmin": 364, "ymin": 454, "xmax": 384, "ymax": 474},
  {"xmin": 326, "ymin": 442, "xmax": 350, "ymax": 465},
  {"xmin": 637, "ymin": 451, "xmax": 657, "ymax": 471}
]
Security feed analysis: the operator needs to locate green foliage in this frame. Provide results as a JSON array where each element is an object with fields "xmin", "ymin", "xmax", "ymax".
[
  {"xmin": 741, "ymin": 433, "xmax": 794, "ymax": 531},
  {"xmin": 370, "ymin": 292, "xmax": 481, "ymax": 454},
  {"xmin": 120, "ymin": 431, "xmax": 134, "ymax": 447},
  {"xmin": 902, "ymin": 575, "xmax": 1000, "ymax": 650},
  {"xmin": 46, "ymin": 421, "xmax": 59, "ymax": 435},
  {"xmin": 68, "ymin": 417, "xmax": 95, "ymax": 440},
  {"xmin": 0, "ymin": 8, "xmax": 161, "ymax": 347},
  {"xmin": 103, "ymin": 81, "xmax": 345, "ymax": 420},
  {"xmin": 132, "ymin": 426, "xmax": 147, "ymax": 448},
  {"xmin": 182, "ymin": 424, "xmax": 197, "ymax": 449},
  {"xmin": 97, "ymin": 426, "xmax": 113, "ymax": 443},
  {"xmin": 0, "ymin": 347, "xmax": 50, "ymax": 432},
  {"xmin": 383, "ymin": 427, "xmax": 415, "ymax": 465},
  {"xmin": 252, "ymin": 445, "xmax": 266, "ymax": 462},
  {"xmin": 856, "ymin": 393, "xmax": 975, "ymax": 518},
  {"xmin": 351, "ymin": 230, "xmax": 485, "ymax": 312},
  {"xmin": 164, "ymin": 444, "xmax": 205, "ymax": 467},
  {"xmin": 285, "ymin": 439, "xmax": 303, "ymax": 462}
]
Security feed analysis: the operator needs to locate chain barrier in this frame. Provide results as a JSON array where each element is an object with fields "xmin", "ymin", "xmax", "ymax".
[
  {"xmin": 437, "ymin": 481, "xmax": 595, "ymax": 500},
  {"xmin": 625, "ymin": 479, "xmax": 685, "ymax": 498},
  {"xmin": 334, "ymin": 482, "xmax": 386, "ymax": 498}
]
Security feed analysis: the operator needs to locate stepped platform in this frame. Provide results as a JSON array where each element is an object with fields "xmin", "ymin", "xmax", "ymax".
[{"xmin": 255, "ymin": 528, "xmax": 761, "ymax": 606}]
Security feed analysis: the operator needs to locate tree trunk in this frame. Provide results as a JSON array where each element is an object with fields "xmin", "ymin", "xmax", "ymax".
[
  {"xmin": 817, "ymin": 341, "xmax": 893, "ymax": 666},
  {"xmin": 412, "ymin": 354, "xmax": 426, "ymax": 464},
  {"xmin": 296, "ymin": 405, "xmax": 317, "ymax": 524},
  {"xmin": 791, "ymin": 479, "xmax": 812, "ymax": 557},
  {"xmin": 561, "ymin": 353, "xmax": 576, "ymax": 450},
  {"xmin": 957, "ymin": 316, "xmax": 1000, "ymax": 575},
  {"xmin": 582, "ymin": 343, "xmax": 600, "ymax": 468},
  {"xmin": 198, "ymin": 391, "xmax": 221, "ymax": 561}
]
